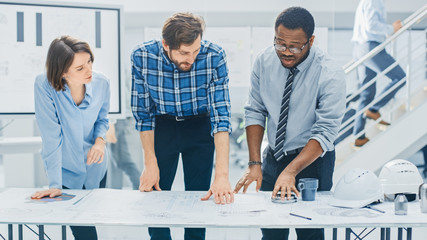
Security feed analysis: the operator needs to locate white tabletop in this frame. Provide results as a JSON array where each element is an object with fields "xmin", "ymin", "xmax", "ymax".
[
  {"xmin": 0, "ymin": 137, "xmax": 42, "ymax": 154},
  {"xmin": 0, "ymin": 188, "xmax": 426, "ymax": 228}
]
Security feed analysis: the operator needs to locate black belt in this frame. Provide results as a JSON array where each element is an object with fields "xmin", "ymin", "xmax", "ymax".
[
  {"xmin": 269, "ymin": 146, "xmax": 304, "ymax": 157},
  {"xmin": 284, "ymin": 147, "xmax": 304, "ymax": 156},
  {"xmin": 157, "ymin": 112, "xmax": 209, "ymax": 122}
]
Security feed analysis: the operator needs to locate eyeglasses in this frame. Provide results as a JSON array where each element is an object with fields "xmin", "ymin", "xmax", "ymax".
[{"xmin": 274, "ymin": 37, "xmax": 309, "ymax": 54}]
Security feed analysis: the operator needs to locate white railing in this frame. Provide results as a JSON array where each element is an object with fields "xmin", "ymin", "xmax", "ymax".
[
  {"xmin": 336, "ymin": 4, "xmax": 427, "ymax": 143},
  {"xmin": 344, "ymin": 4, "xmax": 427, "ymax": 75}
]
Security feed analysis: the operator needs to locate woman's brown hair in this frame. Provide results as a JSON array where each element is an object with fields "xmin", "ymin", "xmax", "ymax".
[{"xmin": 45, "ymin": 35, "xmax": 94, "ymax": 91}]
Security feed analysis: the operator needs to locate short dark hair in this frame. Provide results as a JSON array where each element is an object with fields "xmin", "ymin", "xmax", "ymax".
[
  {"xmin": 162, "ymin": 12, "xmax": 205, "ymax": 50},
  {"xmin": 45, "ymin": 35, "xmax": 94, "ymax": 91},
  {"xmin": 275, "ymin": 7, "xmax": 315, "ymax": 40}
]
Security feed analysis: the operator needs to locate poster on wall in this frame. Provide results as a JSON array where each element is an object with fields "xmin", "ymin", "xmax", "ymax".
[{"xmin": 0, "ymin": 1, "xmax": 123, "ymax": 117}]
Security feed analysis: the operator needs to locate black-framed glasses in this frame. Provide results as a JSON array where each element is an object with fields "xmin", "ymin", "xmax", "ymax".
[{"xmin": 274, "ymin": 37, "xmax": 309, "ymax": 54}]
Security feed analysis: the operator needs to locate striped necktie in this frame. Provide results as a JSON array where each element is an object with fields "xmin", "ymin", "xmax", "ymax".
[{"xmin": 273, "ymin": 67, "xmax": 298, "ymax": 161}]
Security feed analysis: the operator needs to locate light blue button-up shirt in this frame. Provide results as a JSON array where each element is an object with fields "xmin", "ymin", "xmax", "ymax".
[
  {"xmin": 352, "ymin": 0, "xmax": 394, "ymax": 44},
  {"xmin": 245, "ymin": 46, "xmax": 346, "ymax": 157},
  {"xmin": 34, "ymin": 71, "xmax": 110, "ymax": 189}
]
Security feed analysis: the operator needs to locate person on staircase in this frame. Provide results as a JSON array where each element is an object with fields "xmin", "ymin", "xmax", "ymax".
[{"xmin": 352, "ymin": 0, "xmax": 406, "ymax": 147}]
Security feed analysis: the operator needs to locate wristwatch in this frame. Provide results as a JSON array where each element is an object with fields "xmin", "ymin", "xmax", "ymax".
[{"xmin": 248, "ymin": 161, "xmax": 262, "ymax": 166}]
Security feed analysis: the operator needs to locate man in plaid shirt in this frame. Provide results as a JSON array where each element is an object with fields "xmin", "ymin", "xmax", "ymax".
[{"xmin": 131, "ymin": 12, "xmax": 234, "ymax": 240}]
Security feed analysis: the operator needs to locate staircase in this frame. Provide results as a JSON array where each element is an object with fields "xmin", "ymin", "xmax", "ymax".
[
  {"xmin": 333, "ymin": 5, "xmax": 427, "ymax": 184},
  {"xmin": 334, "ymin": 89, "xmax": 427, "ymax": 183}
]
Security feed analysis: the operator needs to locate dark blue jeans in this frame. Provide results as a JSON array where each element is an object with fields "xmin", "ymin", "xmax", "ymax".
[
  {"xmin": 353, "ymin": 41, "xmax": 406, "ymax": 139},
  {"xmin": 148, "ymin": 115, "xmax": 215, "ymax": 240},
  {"xmin": 63, "ymin": 173, "xmax": 107, "ymax": 240},
  {"xmin": 260, "ymin": 147, "xmax": 335, "ymax": 240}
]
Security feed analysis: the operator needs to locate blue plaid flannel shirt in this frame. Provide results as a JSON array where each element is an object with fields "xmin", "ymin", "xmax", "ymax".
[{"xmin": 131, "ymin": 40, "xmax": 232, "ymax": 136}]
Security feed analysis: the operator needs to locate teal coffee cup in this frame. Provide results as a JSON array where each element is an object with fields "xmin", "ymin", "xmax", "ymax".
[{"xmin": 298, "ymin": 178, "xmax": 319, "ymax": 201}]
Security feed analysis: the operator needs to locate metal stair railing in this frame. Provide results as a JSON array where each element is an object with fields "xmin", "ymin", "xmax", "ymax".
[
  {"xmin": 343, "ymin": 4, "xmax": 427, "ymax": 75},
  {"xmin": 340, "ymin": 3, "xmax": 426, "ymax": 72},
  {"xmin": 336, "ymin": 46, "xmax": 426, "ymax": 141},
  {"xmin": 336, "ymin": 4, "xmax": 427, "ymax": 145}
]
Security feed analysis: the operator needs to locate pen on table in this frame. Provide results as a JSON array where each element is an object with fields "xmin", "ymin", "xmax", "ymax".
[
  {"xmin": 365, "ymin": 205, "xmax": 385, "ymax": 214},
  {"xmin": 289, "ymin": 212, "xmax": 312, "ymax": 220},
  {"xmin": 73, "ymin": 192, "xmax": 91, "ymax": 205}
]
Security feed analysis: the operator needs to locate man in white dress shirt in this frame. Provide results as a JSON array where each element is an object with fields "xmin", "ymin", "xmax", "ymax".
[{"xmin": 352, "ymin": 0, "xmax": 406, "ymax": 147}]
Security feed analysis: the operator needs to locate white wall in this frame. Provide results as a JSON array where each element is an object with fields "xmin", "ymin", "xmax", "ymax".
[
  {"xmin": 1, "ymin": 0, "xmax": 425, "ymax": 188},
  {"xmin": 35, "ymin": 0, "xmax": 424, "ymax": 13}
]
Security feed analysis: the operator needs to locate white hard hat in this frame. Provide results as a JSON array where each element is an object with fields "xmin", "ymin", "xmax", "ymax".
[
  {"xmin": 329, "ymin": 168, "xmax": 383, "ymax": 208},
  {"xmin": 379, "ymin": 159, "xmax": 423, "ymax": 200}
]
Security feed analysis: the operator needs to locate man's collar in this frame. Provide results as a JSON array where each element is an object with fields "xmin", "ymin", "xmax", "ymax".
[
  {"xmin": 159, "ymin": 41, "xmax": 172, "ymax": 65},
  {"xmin": 294, "ymin": 46, "xmax": 315, "ymax": 73}
]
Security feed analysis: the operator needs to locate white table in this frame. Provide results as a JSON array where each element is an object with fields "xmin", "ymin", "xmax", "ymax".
[
  {"xmin": 0, "ymin": 137, "xmax": 42, "ymax": 154},
  {"xmin": 0, "ymin": 188, "xmax": 425, "ymax": 240}
]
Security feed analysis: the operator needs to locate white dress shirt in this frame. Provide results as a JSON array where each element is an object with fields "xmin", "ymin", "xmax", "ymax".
[{"xmin": 352, "ymin": 0, "xmax": 394, "ymax": 44}]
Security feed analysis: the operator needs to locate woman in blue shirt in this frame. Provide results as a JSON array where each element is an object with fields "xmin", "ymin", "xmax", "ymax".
[{"xmin": 31, "ymin": 36, "xmax": 110, "ymax": 240}]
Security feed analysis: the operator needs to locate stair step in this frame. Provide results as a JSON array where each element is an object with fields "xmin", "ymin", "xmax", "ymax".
[
  {"xmin": 334, "ymin": 99, "xmax": 427, "ymax": 185},
  {"xmin": 335, "ymin": 86, "xmax": 427, "ymax": 167}
]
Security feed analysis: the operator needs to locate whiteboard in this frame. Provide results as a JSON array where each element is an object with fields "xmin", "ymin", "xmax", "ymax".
[{"xmin": 0, "ymin": 1, "xmax": 124, "ymax": 117}]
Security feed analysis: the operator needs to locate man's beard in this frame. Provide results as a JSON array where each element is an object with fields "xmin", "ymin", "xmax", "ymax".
[
  {"xmin": 169, "ymin": 51, "xmax": 193, "ymax": 72},
  {"xmin": 278, "ymin": 46, "xmax": 311, "ymax": 69}
]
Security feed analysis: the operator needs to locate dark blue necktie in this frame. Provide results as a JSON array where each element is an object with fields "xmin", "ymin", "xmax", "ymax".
[{"xmin": 274, "ymin": 67, "xmax": 298, "ymax": 161}]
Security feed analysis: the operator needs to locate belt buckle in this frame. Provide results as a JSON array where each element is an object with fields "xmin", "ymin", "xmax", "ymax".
[
  {"xmin": 175, "ymin": 116, "xmax": 185, "ymax": 122},
  {"xmin": 284, "ymin": 148, "xmax": 299, "ymax": 156}
]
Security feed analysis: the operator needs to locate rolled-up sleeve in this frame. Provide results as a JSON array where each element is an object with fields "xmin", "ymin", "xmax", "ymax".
[
  {"xmin": 131, "ymin": 49, "xmax": 156, "ymax": 132},
  {"xmin": 245, "ymin": 56, "xmax": 268, "ymax": 128},
  {"xmin": 365, "ymin": 0, "xmax": 394, "ymax": 36},
  {"xmin": 34, "ymin": 76, "xmax": 62, "ymax": 189},
  {"xmin": 208, "ymin": 49, "xmax": 232, "ymax": 135},
  {"xmin": 310, "ymin": 70, "xmax": 346, "ymax": 155}
]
